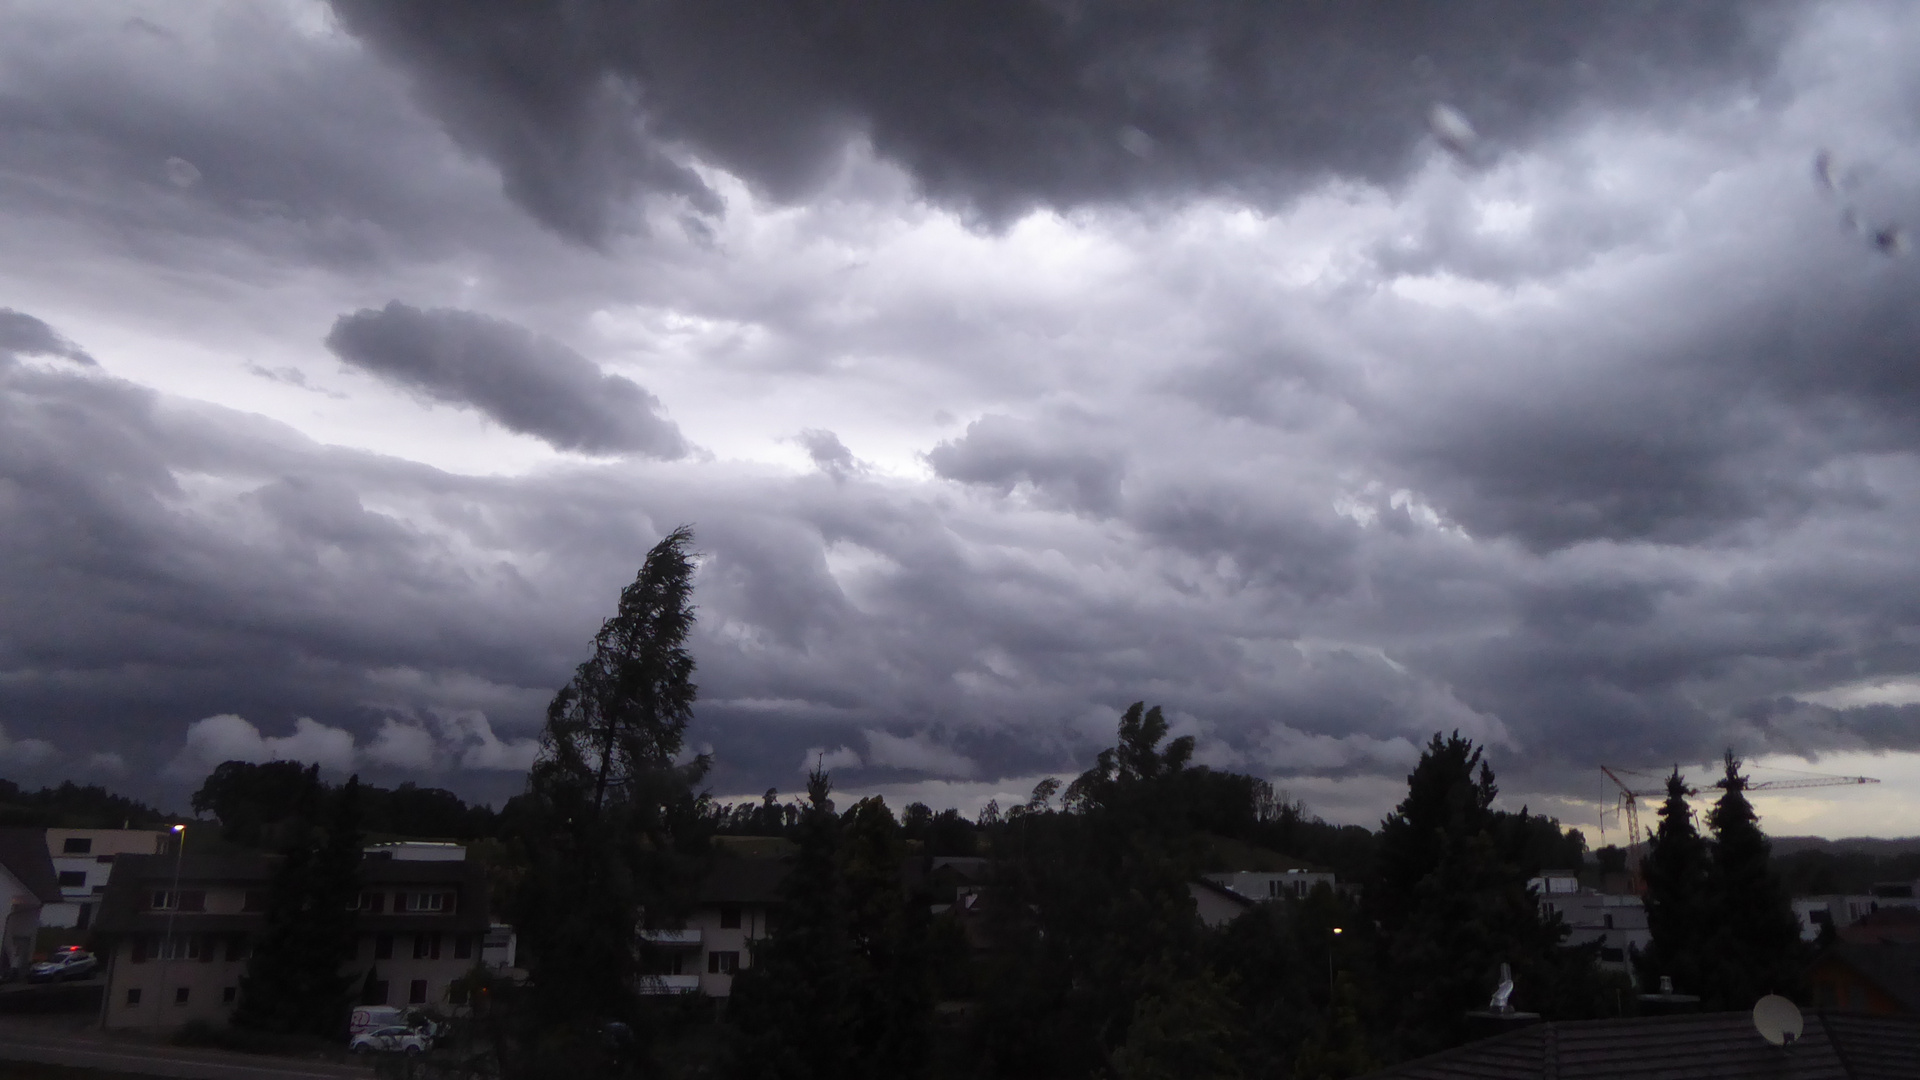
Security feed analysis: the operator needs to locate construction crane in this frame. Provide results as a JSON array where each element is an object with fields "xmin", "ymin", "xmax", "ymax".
[{"xmin": 1599, "ymin": 760, "xmax": 1878, "ymax": 890}]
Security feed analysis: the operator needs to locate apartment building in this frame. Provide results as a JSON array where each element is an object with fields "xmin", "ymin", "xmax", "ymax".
[
  {"xmin": 93, "ymin": 845, "xmax": 492, "ymax": 1029},
  {"xmin": 639, "ymin": 858, "xmax": 786, "ymax": 997},
  {"xmin": 41, "ymin": 828, "xmax": 168, "ymax": 931}
]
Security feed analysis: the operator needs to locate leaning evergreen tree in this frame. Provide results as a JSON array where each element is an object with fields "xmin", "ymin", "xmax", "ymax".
[
  {"xmin": 1702, "ymin": 752, "xmax": 1805, "ymax": 1007},
  {"xmin": 1635, "ymin": 769, "xmax": 1712, "ymax": 998},
  {"xmin": 233, "ymin": 775, "xmax": 365, "ymax": 1037},
  {"xmin": 513, "ymin": 526, "xmax": 711, "ymax": 1069}
]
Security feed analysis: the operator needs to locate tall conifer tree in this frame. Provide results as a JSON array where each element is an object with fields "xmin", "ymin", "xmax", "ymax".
[
  {"xmin": 1636, "ymin": 770, "xmax": 1711, "ymax": 996},
  {"xmin": 1703, "ymin": 752, "xmax": 1805, "ymax": 1006}
]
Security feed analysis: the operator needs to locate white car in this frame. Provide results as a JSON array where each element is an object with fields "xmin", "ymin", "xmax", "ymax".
[
  {"xmin": 349, "ymin": 1026, "xmax": 431, "ymax": 1055},
  {"xmin": 28, "ymin": 950, "xmax": 97, "ymax": 983}
]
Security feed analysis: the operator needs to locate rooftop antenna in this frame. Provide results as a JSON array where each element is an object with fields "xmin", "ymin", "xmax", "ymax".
[{"xmin": 1753, "ymin": 994, "xmax": 1803, "ymax": 1047}]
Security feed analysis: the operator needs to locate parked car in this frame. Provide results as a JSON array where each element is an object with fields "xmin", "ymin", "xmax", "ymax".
[
  {"xmin": 27, "ymin": 950, "xmax": 97, "ymax": 983},
  {"xmin": 350, "ymin": 1026, "xmax": 431, "ymax": 1055}
]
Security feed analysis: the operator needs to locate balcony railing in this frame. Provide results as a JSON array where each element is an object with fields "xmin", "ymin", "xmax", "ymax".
[
  {"xmin": 636, "ymin": 974, "xmax": 701, "ymax": 995},
  {"xmin": 638, "ymin": 929, "xmax": 702, "ymax": 947}
]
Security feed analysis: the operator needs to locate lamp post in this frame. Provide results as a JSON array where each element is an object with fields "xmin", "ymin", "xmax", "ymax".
[
  {"xmin": 1328, "ymin": 926, "xmax": 1343, "ymax": 999},
  {"xmin": 155, "ymin": 824, "xmax": 185, "ymax": 1029}
]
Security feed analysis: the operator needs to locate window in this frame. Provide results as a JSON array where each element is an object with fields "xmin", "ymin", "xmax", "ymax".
[
  {"xmin": 357, "ymin": 891, "xmax": 385, "ymax": 913},
  {"xmin": 708, "ymin": 951, "xmax": 740, "ymax": 975},
  {"xmin": 375, "ymin": 934, "xmax": 394, "ymax": 960},
  {"xmin": 226, "ymin": 936, "xmax": 248, "ymax": 963},
  {"xmin": 1603, "ymin": 914, "xmax": 1615, "ymax": 929},
  {"xmin": 58, "ymin": 871, "xmax": 88, "ymax": 888},
  {"xmin": 719, "ymin": 906, "xmax": 742, "ymax": 930},
  {"xmin": 126, "ymin": 988, "xmax": 141, "ymax": 1006},
  {"xmin": 153, "ymin": 890, "xmax": 206, "ymax": 912},
  {"xmin": 223, "ymin": 986, "xmax": 237, "ymax": 1004},
  {"xmin": 149, "ymin": 890, "xmax": 175, "ymax": 910},
  {"xmin": 401, "ymin": 891, "xmax": 453, "ymax": 913},
  {"xmin": 414, "ymin": 933, "xmax": 441, "ymax": 960},
  {"xmin": 453, "ymin": 935, "xmax": 472, "ymax": 961},
  {"xmin": 242, "ymin": 890, "xmax": 267, "ymax": 913},
  {"xmin": 409, "ymin": 979, "xmax": 428, "ymax": 1005},
  {"xmin": 63, "ymin": 837, "xmax": 92, "ymax": 854},
  {"xmin": 174, "ymin": 987, "xmax": 190, "ymax": 1005}
]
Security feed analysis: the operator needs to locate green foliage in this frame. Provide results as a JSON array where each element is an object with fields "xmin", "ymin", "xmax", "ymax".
[
  {"xmin": 232, "ymin": 776, "xmax": 365, "ymax": 1038},
  {"xmin": 728, "ymin": 777, "xmax": 935, "ymax": 1080},
  {"xmin": 0, "ymin": 778, "xmax": 169, "ymax": 828},
  {"xmin": 194, "ymin": 762, "xmax": 500, "ymax": 847},
  {"xmin": 1294, "ymin": 972, "xmax": 1376, "ymax": 1080},
  {"xmin": 1373, "ymin": 732, "xmax": 1596, "ymax": 1057},
  {"xmin": 1110, "ymin": 966, "xmax": 1245, "ymax": 1080}
]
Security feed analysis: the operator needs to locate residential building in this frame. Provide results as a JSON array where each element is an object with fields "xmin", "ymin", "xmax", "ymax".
[
  {"xmin": 638, "ymin": 858, "xmax": 786, "ymax": 997},
  {"xmin": 1205, "ymin": 869, "xmax": 1337, "ymax": 903},
  {"xmin": 92, "ymin": 847, "xmax": 493, "ymax": 1029},
  {"xmin": 0, "ymin": 828, "xmax": 60, "ymax": 972},
  {"xmin": 1795, "ymin": 884, "xmax": 1920, "ymax": 943},
  {"xmin": 41, "ymin": 828, "xmax": 167, "ymax": 931},
  {"xmin": 1541, "ymin": 890, "xmax": 1651, "ymax": 974},
  {"xmin": 1190, "ymin": 877, "xmax": 1256, "ymax": 928}
]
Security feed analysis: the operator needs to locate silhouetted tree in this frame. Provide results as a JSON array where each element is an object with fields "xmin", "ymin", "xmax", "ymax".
[
  {"xmin": 1636, "ymin": 769, "xmax": 1713, "ymax": 997},
  {"xmin": 513, "ymin": 526, "xmax": 712, "ymax": 1071},
  {"xmin": 233, "ymin": 776, "xmax": 364, "ymax": 1037},
  {"xmin": 1703, "ymin": 752, "xmax": 1806, "ymax": 1007},
  {"xmin": 193, "ymin": 760, "xmax": 326, "ymax": 848}
]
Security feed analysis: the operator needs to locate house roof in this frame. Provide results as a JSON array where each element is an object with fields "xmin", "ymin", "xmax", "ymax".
[
  {"xmin": 0, "ymin": 827, "xmax": 61, "ymax": 904},
  {"xmin": 694, "ymin": 857, "xmax": 788, "ymax": 905},
  {"xmin": 1190, "ymin": 876, "xmax": 1256, "ymax": 909},
  {"xmin": 1363, "ymin": 1010, "xmax": 1920, "ymax": 1080},
  {"xmin": 91, "ymin": 852, "xmax": 491, "ymax": 935},
  {"xmin": 1819, "ymin": 944, "xmax": 1920, "ymax": 1014}
]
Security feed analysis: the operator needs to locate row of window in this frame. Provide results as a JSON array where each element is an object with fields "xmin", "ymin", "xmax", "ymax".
[
  {"xmin": 124, "ymin": 979, "xmax": 450, "ymax": 1009},
  {"xmin": 124, "ymin": 985, "xmax": 239, "ymax": 1007},
  {"xmin": 143, "ymin": 888, "xmax": 458, "ymax": 913},
  {"xmin": 127, "ymin": 932, "xmax": 479, "ymax": 964}
]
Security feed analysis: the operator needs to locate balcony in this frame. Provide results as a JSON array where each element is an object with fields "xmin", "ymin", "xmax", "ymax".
[
  {"xmin": 636, "ymin": 974, "xmax": 701, "ymax": 995},
  {"xmin": 638, "ymin": 929, "xmax": 702, "ymax": 947}
]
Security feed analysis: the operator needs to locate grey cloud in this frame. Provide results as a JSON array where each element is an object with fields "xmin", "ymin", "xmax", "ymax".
[
  {"xmin": 796, "ymin": 429, "xmax": 860, "ymax": 478},
  {"xmin": 928, "ymin": 413, "xmax": 1125, "ymax": 514},
  {"xmin": 0, "ymin": 309, "xmax": 94, "ymax": 365},
  {"xmin": 325, "ymin": 302, "xmax": 688, "ymax": 457},
  {"xmin": 331, "ymin": 0, "xmax": 1790, "ymax": 241}
]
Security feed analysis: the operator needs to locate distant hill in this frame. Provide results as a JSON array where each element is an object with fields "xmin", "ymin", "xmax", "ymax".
[{"xmin": 1770, "ymin": 836, "xmax": 1920, "ymax": 857}]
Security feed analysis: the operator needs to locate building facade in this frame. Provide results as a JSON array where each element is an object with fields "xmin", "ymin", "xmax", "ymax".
[
  {"xmin": 93, "ymin": 846, "xmax": 493, "ymax": 1030},
  {"xmin": 639, "ymin": 858, "xmax": 786, "ymax": 998},
  {"xmin": 41, "ymin": 828, "xmax": 167, "ymax": 931},
  {"xmin": 0, "ymin": 829, "xmax": 60, "ymax": 973}
]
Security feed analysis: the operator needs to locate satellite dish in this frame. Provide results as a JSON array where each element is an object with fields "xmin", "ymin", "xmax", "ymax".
[{"xmin": 1753, "ymin": 995, "xmax": 1803, "ymax": 1046}]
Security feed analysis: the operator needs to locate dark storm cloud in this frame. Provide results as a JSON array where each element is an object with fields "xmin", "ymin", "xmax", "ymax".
[
  {"xmin": 0, "ymin": 308, "xmax": 94, "ymax": 365},
  {"xmin": 330, "ymin": 0, "xmax": 1789, "ymax": 241},
  {"xmin": 325, "ymin": 302, "xmax": 688, "ymax": 457},
  {"xmin": 927, "ymin": 413, "xmax": 1124, "ymax": 514}
]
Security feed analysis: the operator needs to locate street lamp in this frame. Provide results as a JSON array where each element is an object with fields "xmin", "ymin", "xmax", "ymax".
[
  {"xmin": 1328, "ymin": 927, "xmax": 1343, "ymax": 998},
  {"xmin": 155, "ymin": 824, "xmax": 185, "ymax": 1029}
]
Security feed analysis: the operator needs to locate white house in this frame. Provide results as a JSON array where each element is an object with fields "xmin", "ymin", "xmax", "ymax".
[
  {"xmin": 0, "ymin": 828, "xmax": 61, "ymax": 973},
  {"xmin": 638, "ymin": 858, "xmax": 787, "ymax": 998},
  {"xmin": 42, "ymin": 828, "xmax": 167, "ymax": 931},
  {"xmin": 1205, "ymin": 869, "xmax": 1337, "ymax": 903}
]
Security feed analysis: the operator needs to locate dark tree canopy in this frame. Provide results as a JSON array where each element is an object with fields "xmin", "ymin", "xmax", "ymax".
[{"xmin": 1702, "ymin": 752, "xmax": 1806, "ymax": 1007}]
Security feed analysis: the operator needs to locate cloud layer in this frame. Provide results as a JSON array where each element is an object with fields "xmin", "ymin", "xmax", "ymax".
[{"xmin": 1, "ymin": 2, "xmax": 1918, "ymax": 833}]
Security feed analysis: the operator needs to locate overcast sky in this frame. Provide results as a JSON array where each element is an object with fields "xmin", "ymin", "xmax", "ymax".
[{"xmin": 4, "ymin": 1, "xmax": 1919, "ymax": 838}]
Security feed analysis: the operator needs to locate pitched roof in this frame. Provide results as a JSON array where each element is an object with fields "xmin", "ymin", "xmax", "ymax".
[
  {"xmin": 1822, "ymin": 944, "xmax": 1920, "ymax": 1014},
  {"xmin": 694, "ymin": 857, "xmax": 788, "ymax": 905},
  {"xmin": 0, "ymin": 827, "xmax": 61, "ymax": 903},
  {"xmin": 1364, "ymin": 1010, "xmax": 1920, "ymax": 1080}
]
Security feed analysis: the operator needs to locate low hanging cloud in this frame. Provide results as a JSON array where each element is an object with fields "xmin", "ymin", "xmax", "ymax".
[
  {"xmin": 0, "ymin": 723, "xmax": 59, "ymax": 768},
  {"xmin": 0, "ymin": 308, "xmax": 94, "ymax": 366},
  {"xmin": 325, "ymin": 301, "xmax": 688, "ymax": 457},
  {"xmin": 165, "ymin": 712, "xmax": 538, "ymax": 781}
]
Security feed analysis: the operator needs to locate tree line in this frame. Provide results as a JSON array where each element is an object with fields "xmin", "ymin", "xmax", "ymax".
[{"xmin": 7, "ymin": 524, "xmax": 1816, "ymax": 1077}]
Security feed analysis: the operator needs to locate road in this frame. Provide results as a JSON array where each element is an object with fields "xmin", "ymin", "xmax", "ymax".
[{"xmin": 0, "ymin": 1019, "xmax": 373, "ymax": 1080}]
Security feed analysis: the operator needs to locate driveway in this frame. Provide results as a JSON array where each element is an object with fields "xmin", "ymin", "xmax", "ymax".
[{"xmin": 0, "ymin": 1015, "xmax": 372, "ymax": 1080}]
